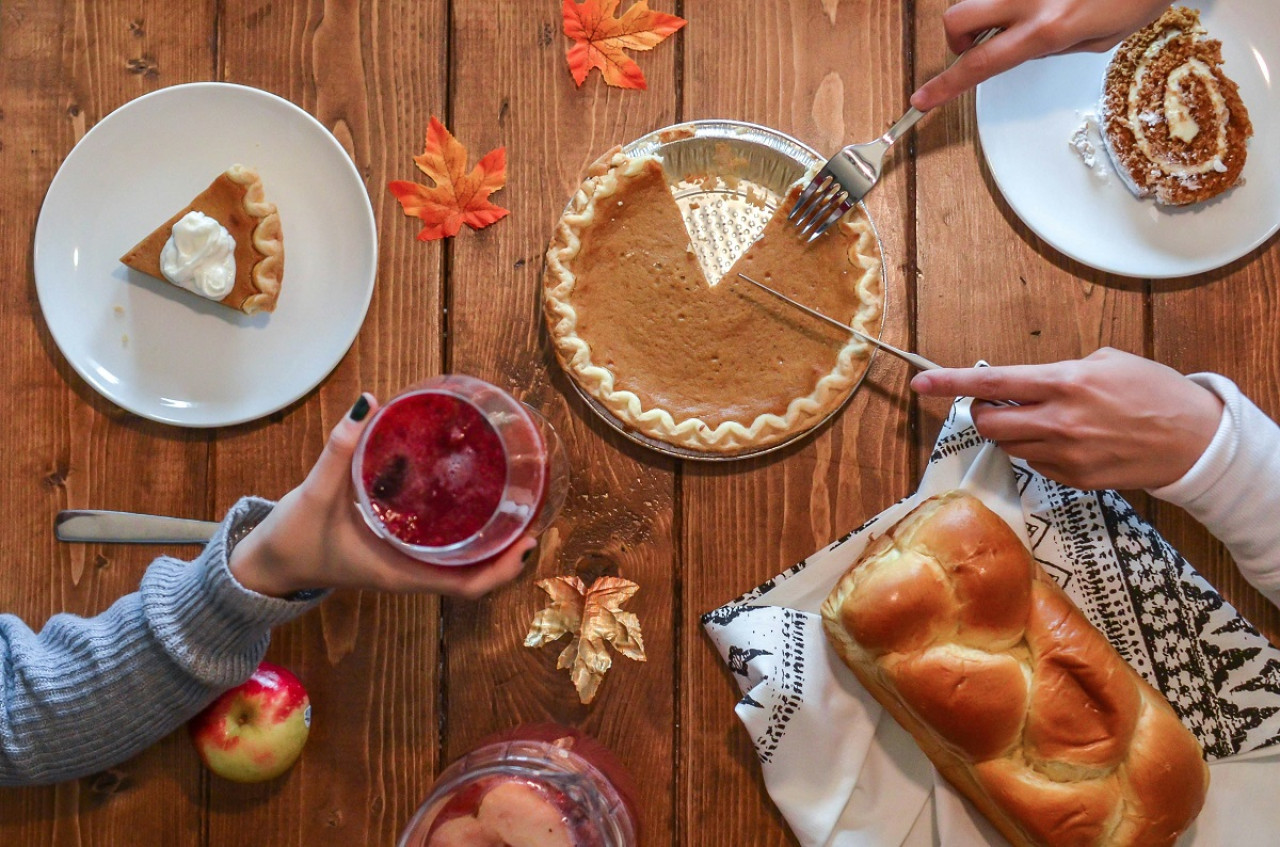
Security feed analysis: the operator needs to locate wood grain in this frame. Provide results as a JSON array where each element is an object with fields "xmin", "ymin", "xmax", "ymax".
[
  {"xmin": 200, "ymin": 1, "xmax": 450, "ymax": 845},
  {"xmin": 912, "ymin": 0, "xmax": 1145, "ymax": 468},
  {"xmin": 0, "ymin": 1, "xmax": 1278, "ymax": 845},
  {"xmin": 444, "ymin": 2, "xmax": 679, "ymax": 841},
  {"xmin": 679, "ymin": 1, "xmax": 912, "ymax": 843},
  {"xmin": 0, "ymin": 2, "xmax": 211, "ymax": 844}
]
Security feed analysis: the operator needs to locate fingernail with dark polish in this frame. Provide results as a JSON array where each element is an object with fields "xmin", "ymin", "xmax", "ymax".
[{"xmin": 349, "ymin": 395, "xmax": 370, "ymax": 421}]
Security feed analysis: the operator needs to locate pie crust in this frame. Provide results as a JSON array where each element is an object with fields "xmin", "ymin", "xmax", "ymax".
[
  {"xmin": 544, "ymin": 151, "xmax": 883, "ymax": 454},
  {"xmin": 120, "ymin": 164, "xmax": 284, "ymax": 314}
]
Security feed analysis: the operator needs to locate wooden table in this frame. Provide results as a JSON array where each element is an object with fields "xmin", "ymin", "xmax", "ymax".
[{"xmin": 1, "ymin": 1, "xmax": 1276, "ymax": 844}]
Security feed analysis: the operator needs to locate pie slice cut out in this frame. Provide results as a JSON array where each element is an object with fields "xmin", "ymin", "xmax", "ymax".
[
  {"xmin": 544, "ymin": 151, "xmax": 884, "ymax": 454},
  {"xmin": 121, "ymin": 164, "xmax": 284, "ymax": 314}
]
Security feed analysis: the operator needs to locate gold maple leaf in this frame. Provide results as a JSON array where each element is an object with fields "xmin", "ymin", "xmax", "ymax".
[{"xmin": 525, "ymin": 575, "xmax": 645, "ymax": 704}]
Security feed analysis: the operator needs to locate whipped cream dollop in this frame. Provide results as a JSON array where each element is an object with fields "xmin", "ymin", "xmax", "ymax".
[{"xmin": 159, "ymin": 211, "xmax": 236, "ymax": 300}]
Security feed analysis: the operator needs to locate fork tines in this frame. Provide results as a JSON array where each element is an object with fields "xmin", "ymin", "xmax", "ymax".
[{"xmin": 788, "ymin": 171, "xmax": 852, "ymax": 242}]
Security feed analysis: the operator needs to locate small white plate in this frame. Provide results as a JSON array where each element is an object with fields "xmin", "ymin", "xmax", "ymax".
[
  {"xmin": 975, "ymin": 0, "xmax": 1278, "ymax": 278},
  {"xmin": 34, "ymin": 82, "xmax": 377, "ymax": 426}
]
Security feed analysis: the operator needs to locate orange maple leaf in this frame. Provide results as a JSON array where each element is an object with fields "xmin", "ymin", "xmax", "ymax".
[
  {"xmin": 388, "ymin": 117, "xmax": 508, "ymax": 241},
  {"xmin": 562, "ymin": 0, "xmax": 686, "ymax": 90}
]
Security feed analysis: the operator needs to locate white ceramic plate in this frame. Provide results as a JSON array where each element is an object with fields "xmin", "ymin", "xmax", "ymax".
[
  {"xmin": 975, "ymin": 0, "xmax": 1278, "ymax": 278},
  {"xmin": 34, "ymin": 82, "xmax": 377, "ymax": 426}
]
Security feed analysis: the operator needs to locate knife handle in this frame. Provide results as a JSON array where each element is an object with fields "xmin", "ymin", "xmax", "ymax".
[{"xmin": 55, "ymin": 510, "xmax": 220, "ymax": 544}]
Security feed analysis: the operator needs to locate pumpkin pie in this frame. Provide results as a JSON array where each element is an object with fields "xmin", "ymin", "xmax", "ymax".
[
  {"xmin": 1101, "ymin": 6, "xmax": 1251, "ymax": 206},
  {"xmin": 121, "ymin": 165, "xmax": 284, "ymax": 314},
  {"xmin": 544, "ymin": 151, "xmax": 883, "ymax": 454}
]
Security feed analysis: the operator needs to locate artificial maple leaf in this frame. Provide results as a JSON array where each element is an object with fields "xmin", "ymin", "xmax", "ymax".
[
  {"xmin": 562, "ymin": 0, "xmax": 686, "ymax": 90},
  {"xmin": 525, "ymin": 575, "xmax": 646, "ymax": 704},
  {"xmin": 388, "ymin": 116, "xmax": 508, "ymax": 241}
]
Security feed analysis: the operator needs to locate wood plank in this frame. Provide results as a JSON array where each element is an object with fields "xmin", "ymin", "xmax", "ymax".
[
  {"xmin": 1152, "ymin": 246, "xmax": 1280, "ymax": 643},
  {"xmin": 0, "ymin": 1, "xmax": 213, "ymax": 844},
  {"xmin": 203, "ymin": 1, "xmax": 448, "ymax": 845},
  {"xmin": 679, "ymin": 1, "xmax": 913, "ymax": 843},
  {"xmin": 444, "ymin": 1, "xmax": 679, "ymax": 842}
]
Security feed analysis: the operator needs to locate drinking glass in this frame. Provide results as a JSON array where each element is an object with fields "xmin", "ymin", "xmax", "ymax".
[
  {"xmin": 351, "ymin": 374, "xmax": 568, "ymax": 566},
  {"xmin": 397, "ymin": 725, "xmax": 637, "ymax": 847}
]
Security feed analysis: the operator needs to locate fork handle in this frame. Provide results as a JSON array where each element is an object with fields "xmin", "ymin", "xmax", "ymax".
[
  {"xmin": 878, "ymin": 27, "xmax": 1000, "ymax": 143},
  {"xmin": 881, "ymin": 107, "xmax": 927, "ymax": 145}
]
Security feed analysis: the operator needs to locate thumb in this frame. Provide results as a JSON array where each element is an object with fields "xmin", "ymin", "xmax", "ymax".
[{"xmin": 307, "ymin": 393, "xmax": 379, "ymax": 491}]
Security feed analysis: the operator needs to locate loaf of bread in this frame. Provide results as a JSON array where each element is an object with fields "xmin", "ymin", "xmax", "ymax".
[{"xmin": 820, "ymin": 491, "xmax": 1209, "ymax": 847}]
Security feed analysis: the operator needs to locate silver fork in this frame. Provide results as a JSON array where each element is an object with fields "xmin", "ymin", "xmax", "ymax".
[{"xmin": 790, "ymin": 28, "xmax": 1001, "ymax": 241}]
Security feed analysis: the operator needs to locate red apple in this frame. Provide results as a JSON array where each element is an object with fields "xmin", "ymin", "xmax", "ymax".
[{"xmin": 188, "ymin": 661, "xmax": 311, "ymax": 783}]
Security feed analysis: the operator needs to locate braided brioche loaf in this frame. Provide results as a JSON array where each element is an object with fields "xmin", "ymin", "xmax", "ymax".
[{"xmin": 820, "ymin": 491, "xmax": 1209, "ymax": 847}]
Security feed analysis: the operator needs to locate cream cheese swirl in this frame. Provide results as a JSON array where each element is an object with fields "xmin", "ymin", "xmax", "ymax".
[{"xmin": 1128, "ymin": 31, "xmax": 1230, "ymax": 178}]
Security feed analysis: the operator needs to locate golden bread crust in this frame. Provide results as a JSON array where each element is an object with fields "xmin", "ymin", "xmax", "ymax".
[{"xmin": 820, "ymin": 491, "xmax": 1209, "ymax": 847}]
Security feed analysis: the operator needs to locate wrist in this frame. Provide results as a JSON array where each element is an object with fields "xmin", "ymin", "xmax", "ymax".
[
  {"xmin": 228, "ymin": 519, "xmax": 308, "ymax": 599},
  {"xmin": 1168, "ymin": 381, "xmax": 1225, "ymax": 483}
]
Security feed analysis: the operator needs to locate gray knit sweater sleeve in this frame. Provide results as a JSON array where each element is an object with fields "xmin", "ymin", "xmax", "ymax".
[{"xmin": 0, "ymin": 497, "xmax": 325, "ymax": 786}]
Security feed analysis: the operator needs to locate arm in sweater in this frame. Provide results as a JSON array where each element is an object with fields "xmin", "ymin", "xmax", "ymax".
[
  {"xmin": 0, "ymin": 395, "xmax": 536, "ymax": 787},
  {"xmin": 1150, "ymin": 374, "xmax": 1280, "ymax": 607},
  {"xmin": 0, "ymin": 497, "xmax": 322, "ymax": 786}
]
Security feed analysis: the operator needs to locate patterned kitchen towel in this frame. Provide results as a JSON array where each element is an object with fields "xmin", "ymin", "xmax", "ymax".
[{"xmin": 703, "ymin": 396, "xmax": 1280, "ymax": 847}]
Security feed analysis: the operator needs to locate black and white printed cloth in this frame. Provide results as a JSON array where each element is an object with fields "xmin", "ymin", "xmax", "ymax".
[{"xmin": 703, "ymin": 397, "xmax": 1280, "ymax": 847}]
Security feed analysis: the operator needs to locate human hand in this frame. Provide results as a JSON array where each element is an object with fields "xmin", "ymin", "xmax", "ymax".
[
  {"xmin": 910, "ymin": 0, "xmax": 1171, "ymax": 111},
  {"xmin": 910, "ymin": 348, "xmax": 1223, "ymax": 491},
  {"xmin": 229, "ymin": 394, "xmax": 535, "ymax": 600}
]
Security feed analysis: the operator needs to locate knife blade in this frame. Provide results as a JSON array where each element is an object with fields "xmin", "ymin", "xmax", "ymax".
[
  {"xmin": 736, "ymin": 272, "xmax": 1022, "ymax": 407},
  {"xmin": 55, "ymin": 510, "xmax": 219, "ymax": 544},
  {"xmin": 735, "ymin": 273, "xmax": 943, "ymax": 371}
]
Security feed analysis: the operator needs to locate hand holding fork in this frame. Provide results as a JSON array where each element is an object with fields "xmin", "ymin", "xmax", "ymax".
[{"xmin": 789, "ymin": 28, "xmax": 1000, "ymax": 241}]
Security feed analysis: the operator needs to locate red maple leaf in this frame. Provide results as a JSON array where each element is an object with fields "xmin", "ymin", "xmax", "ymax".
[
  {"xmin": 388, "ymin": 117, "xmax": 509, "ymax": 241},
  {"xmin": 562, "ymin": 0, "xmax": 686, "ymax": 90}
]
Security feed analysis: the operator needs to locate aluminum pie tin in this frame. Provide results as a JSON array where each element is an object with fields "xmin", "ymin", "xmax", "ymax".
[{"xmin": 553, "ymin": 119, "xmax": 888, "ymax": 462}]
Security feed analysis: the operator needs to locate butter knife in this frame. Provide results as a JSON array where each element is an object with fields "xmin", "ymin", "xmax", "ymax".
[
  {"xmin": 736, "ymin": 272, "xmax": 942, "ymax": 371},
  {"xmin": 736, "ymin": 272, "xmax": 1019, "ymax": 407},
  {"xmin": 55, "ymin": 510, "xmax": 219, "ymax": 544}
]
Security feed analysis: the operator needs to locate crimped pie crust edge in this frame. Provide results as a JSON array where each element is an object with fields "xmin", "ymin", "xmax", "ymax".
[
  {"xmin": 543, "ymin": 151, "xmax": 884, "ymax": 454},
  {"xmin": 226, "ymin": 164, "xmax": 284, "ymax": 314}
]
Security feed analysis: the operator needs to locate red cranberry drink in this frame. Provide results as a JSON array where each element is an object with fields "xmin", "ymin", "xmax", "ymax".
[
  {"xmin": 398, "ymin": 725, "xmax": 638, "ymax": 847},
  {"xmin": 353, "ymin": 375, "xmax": 567, "ymax": 566},
  {"xmin": 360, "ymin": 391, "xmax": 507, "ymax": 547}
]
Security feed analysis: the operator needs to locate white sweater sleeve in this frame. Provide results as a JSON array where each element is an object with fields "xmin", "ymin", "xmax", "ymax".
[{"xmin": 1148, "ymin": 373, "xmax": 1280, "ymax": 607}]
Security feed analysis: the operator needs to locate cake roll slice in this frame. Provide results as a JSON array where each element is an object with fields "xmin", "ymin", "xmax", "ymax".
[{"xmin": 1101, "ymin": 6, "xmax": 1252, "ymax": 206}]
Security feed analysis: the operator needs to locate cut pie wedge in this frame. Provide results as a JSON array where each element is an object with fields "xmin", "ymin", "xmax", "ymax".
[
  {"xmin": 121, "ymin": 165, "xmax": 284, "ymax": 314},
  {"xmin": 544, "ymin": 151, "xmax": 884, "ymax": 455}
]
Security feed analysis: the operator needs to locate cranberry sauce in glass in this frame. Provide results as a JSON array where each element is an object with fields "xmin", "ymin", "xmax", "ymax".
[
  {"xmin": 352, "ymin": 375, "xmax": 567, "ymax": 566},
  {"xmin": 397, "ymin": 725, "xmax": 638, "ymax": 847}
]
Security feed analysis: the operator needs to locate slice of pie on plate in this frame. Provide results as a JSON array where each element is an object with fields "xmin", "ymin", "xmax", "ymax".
[
  {"xmin": 543, "ymin": 150, "xmax": 884, "ymax": 455},
  {"xmin": 121, "ymin": 164, "xmax": 284, "ymax": 314}
]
